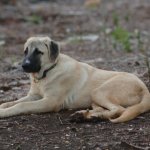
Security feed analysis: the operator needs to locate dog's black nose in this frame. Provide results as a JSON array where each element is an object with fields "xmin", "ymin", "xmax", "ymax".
[
  {"xmin": 22, "ymin": 60, "xmax": 31, "ymax": 70},
  {"xmin": 22, "ymin": 63, "xmax": 29, "ymax": 70}
]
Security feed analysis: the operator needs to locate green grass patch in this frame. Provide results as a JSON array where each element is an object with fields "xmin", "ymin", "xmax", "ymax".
[
  {"xmin": 25, "ymin": 15, "xmax": 43, "ymax": 24},
  {"xmin": 111, "ymin": 26, "xmax": 131, "ymax": 52}
]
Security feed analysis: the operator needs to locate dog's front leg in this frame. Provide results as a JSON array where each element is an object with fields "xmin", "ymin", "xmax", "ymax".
[
  {"xmin": 0, "ymin": 95, "xmax": 41, "ymax": 109},
  {"xmin": 0, "ymin": 98, "xmax": 58, "ymax": 118}
]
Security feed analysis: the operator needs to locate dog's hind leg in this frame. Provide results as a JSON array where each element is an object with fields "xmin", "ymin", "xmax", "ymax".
[
  {"xmin": 72, "ymin": 103, "xmax": 125, "ymax": 120},
  {"xmin": 88, "ymin": 105, "xmax": 125, "ymax": 120},
  {"xmin": 71, "ymin": 103, "xmax": 110, "ymax": 120},
  {"xmin": 110, "ymin": 92, "xmax": 150, "ymax": 123},
  {"xmin": 90, "ymin": 75, "xmax": 150, "ymax": 122},
  {"xmin": 89, "ymin": 86, "xmax": 126, "ymax": 120}
]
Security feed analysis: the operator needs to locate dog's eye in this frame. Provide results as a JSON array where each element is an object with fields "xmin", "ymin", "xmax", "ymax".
[
  {"xmin": 24, "ymin": 48, "xmax": 28, "ymax": 55},
  {"xmin": 34, "ymin": 48, "xmax": 43, "ymax": 55}
]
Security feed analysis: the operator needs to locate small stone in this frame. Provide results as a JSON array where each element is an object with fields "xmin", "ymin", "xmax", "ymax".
[
  {"xmin": 95, "ymin": 147, "xmax": 101, "ymax": 150},
  {"xmin": 0, "ymin": 40, "xmax": 5, "ymax": 46},
  {"xmin": 0, "ymin": 90, "xmax": 4, "ymax": 93},
  {"xmin": 54, "ymin": 145, "xmax": 59, "ymax": 149},
  {"xmin": 65, "ymin": 141, "xmax": 70, "ymax": 144},
  {"xmin": 7, "ymin": 128, "xmax": 12, "ymax": 132},
  {"xmin": 105, "ymin": 28, "xmax": 112, "ymax": 34},
  {"xmin": 65, "ymin": 134, "xmax": 70, "ymax": 137},
  {"xmin": 12, "ymin": 87, "xmax": 21, "ymax": 90},
  {"xmin": 66, "ymin": 126, "xmax": 70, "ymax": 130},
  {"xmin": 128, "ymin": 128, "xmax": 133, "ymax": 131}
]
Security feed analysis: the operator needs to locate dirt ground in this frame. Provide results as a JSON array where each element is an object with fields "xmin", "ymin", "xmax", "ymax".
[{"xmin": 0, "ymin": 0, "xmax": 150, "ymax": 149}]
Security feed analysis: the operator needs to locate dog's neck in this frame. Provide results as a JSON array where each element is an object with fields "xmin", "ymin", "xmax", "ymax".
[{"xmin": 32, "ymin": 62, "xmax": 57, "ymax": 83}]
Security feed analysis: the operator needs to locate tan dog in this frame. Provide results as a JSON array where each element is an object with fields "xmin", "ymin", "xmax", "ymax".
[{"xmin": 0, "ymin": 36, "xmax": 150, "ymax": 123}]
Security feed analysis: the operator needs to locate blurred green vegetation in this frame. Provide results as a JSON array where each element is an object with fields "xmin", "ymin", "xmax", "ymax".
[
  {"xmin": 110, "ymin": 12, "xmax": 131, "ymax": 52},
  {"xmin": 111, "ymin": 26, "xmax": 131, "ymax": 52},
  {"xmin": 25, "ymin": 15, "xmax": 43, "ymax": 24}
]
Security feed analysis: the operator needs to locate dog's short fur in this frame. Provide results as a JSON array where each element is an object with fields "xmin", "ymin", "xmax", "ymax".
[{"xmin": 0, "ymin": 36, "xmax": 150, "ymax": 123}]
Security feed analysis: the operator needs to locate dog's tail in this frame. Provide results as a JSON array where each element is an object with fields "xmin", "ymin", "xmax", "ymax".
[{"xmin": 110, "ymin": 93, "xmax": 150, "ymax": 123}]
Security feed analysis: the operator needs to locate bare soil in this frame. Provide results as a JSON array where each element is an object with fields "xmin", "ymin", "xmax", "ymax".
[{"xmin": 0, "ymin": 0, "xmax": 150, "ymax": 149}]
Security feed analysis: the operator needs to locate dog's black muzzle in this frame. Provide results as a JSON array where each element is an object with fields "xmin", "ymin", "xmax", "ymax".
[{"xmin": 22, "ymin": 55, "xmax": 41, "ymax": 73}]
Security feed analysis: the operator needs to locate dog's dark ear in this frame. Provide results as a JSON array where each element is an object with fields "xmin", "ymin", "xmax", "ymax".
[{"xmin": 50, "ymin": 40, "xmax": 59, "ymax": 62}]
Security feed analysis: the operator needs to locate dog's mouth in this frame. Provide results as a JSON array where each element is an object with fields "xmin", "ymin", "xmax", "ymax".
[
  {"xmin": 22, "ymin": 59, "xmax": 41, "ymax": 73},
  {"xmin": 22, "ymin": 66, "xmax": 41, "ymax": 73}
]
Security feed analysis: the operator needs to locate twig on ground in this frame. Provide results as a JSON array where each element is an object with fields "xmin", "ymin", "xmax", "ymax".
[
  {"xmin": 57, "ymin": 114, "xmax": 71, "ymax": 125},
  {"xmin": 58, "ymin": 115, "xmax": 63, "ymax": 125},
  {"xmin": 121, "ymin": 141, "xmax": 149, "ymax": 150}
]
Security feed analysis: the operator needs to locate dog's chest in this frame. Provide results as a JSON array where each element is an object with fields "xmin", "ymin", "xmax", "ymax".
[
  {"xmin": 64, "ymin": 90, "xmax": 91, "ymax": 109},
  {"xmin": 34, "ymin": 79, "xmax": 50, "ymax": 96},
  {"xmin": 63, "ymin": 71, "xmax": 92, "ymax": 109}
]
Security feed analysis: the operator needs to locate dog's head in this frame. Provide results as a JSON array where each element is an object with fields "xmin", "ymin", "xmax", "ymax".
[{"xmin": 22, "ymin": 36, "xmax": 59, "ymax": 73}]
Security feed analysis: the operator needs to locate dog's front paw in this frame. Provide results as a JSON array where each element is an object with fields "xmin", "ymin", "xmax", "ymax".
[
  {"xmin": 0, "ymin": 102, "xmax": 14, "ymax": 109},
  {"xmin": 69, "ymin": 110, "xmax": 91, "ymax": 123},
  {"xmin": 0, "ymin": 109, "xmax": 6, "ymax": 118},
  {"xmin": 69, "ymin": 112, "xmax": 85, "ymax": 123},
  {"xmin": 0, "ymin": 103, "xmax": 8, "ymax": 109},
  {"xmin": 69, "ymin": 110, "xmax": 105, "ymax": 123}
]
